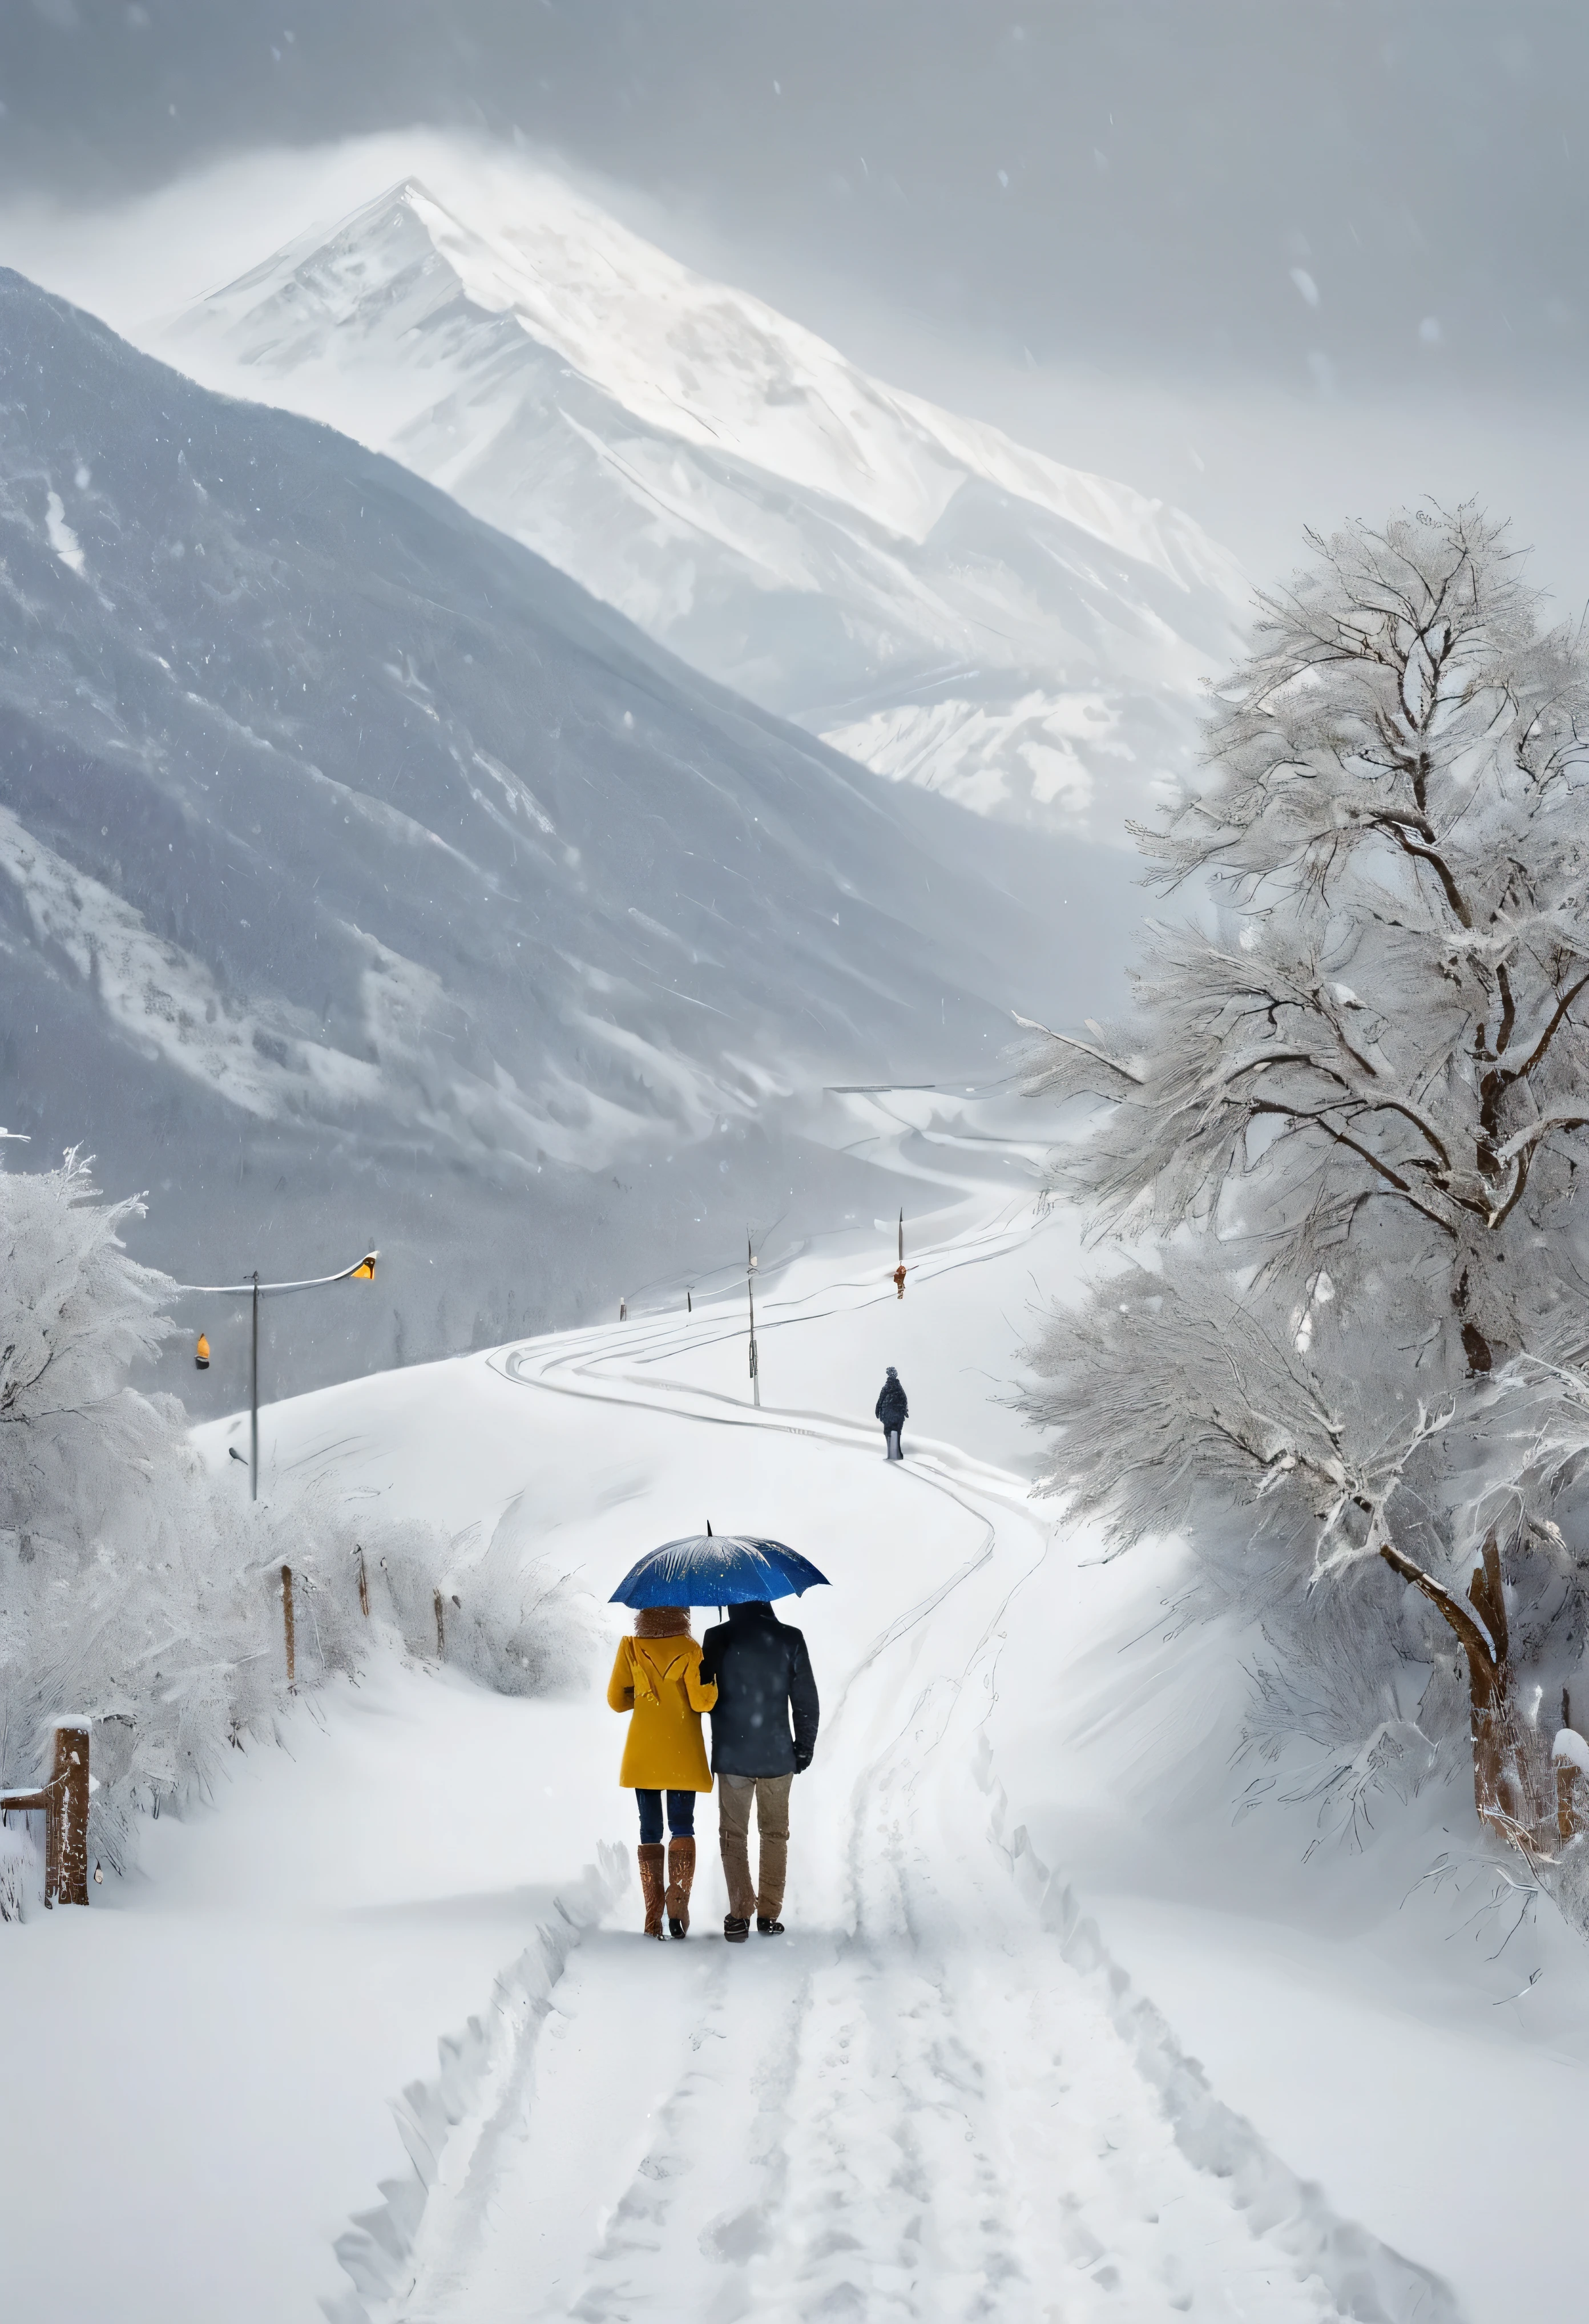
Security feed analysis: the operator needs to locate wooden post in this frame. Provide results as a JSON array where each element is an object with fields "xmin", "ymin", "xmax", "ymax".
[
  {"xmin": 354, "ymin": 1545, "xmax": 370, "ymax": 1617},
  {"xmin": 433, "ymin": 1588, "xmax": 446, "ymax": 1656},
  {"xmin": 51, "ymin": 1722, "xmax": 90, "ymax": 1907},
  {"xmin": 0, "ymin": 1719, "xmax": 91, "ymax": 1908},
  {"xmin": 281, "ymin": 1563, "xmax": 296, "ymax": 1690}
]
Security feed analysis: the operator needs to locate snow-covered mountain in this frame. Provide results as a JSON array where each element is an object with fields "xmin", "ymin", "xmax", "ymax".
[
  {"xmin": 0, "ymin": 269, "xmax": 1131, "ymax": 1403},
  {"xmin": 156, "ymin": 166, "xmax": 1249, "ymax": 838}
]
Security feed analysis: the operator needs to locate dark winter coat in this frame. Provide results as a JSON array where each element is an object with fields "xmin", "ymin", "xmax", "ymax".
[
  {"xmin": 875, "ymin": 1374, "xmax": 908, "ymax": 1427},
  {"xmin": 700, "ymin": 1600, "xmax": 820, "ymax": 1777}
]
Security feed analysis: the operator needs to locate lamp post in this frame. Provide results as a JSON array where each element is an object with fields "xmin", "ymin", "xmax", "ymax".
[
  {"xmin": 180, "ymin": 1250, "xmax": 377, "ymax": 1502},
  {"xmin": 746, "ymin": 1232, "xmax": 760, "ymax": 1409}
]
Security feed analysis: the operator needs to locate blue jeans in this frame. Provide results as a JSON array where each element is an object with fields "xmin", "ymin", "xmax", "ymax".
[{"xmin": 635, "ymin": 1789, "xmax": 696, "ymax": 1842}]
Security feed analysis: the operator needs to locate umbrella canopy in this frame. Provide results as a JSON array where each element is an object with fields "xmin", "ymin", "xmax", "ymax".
[{"xmin": 611, "ymin": 1533, "xmax": 829, "ymax": 1608}]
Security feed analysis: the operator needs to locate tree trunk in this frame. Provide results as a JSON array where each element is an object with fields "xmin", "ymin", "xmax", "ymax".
[
  {"xmin": 1461, "ymin": 1540, "xmax": 1555, "ymax": 1851},
  {"xmin": 1381, "ymin": 1532, "xmax": 1561, "ymax": 1860}
]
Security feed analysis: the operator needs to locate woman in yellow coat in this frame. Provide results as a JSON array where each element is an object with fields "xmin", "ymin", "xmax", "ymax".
[{"xmin": 607, "ymin": 1605, "xmax": 718, "ymax": 1939}]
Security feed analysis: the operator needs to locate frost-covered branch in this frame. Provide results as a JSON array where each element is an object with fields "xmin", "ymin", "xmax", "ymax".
[{"xmin": 1020, "ymin": 506, "xmax": 1589, "ymax": 1905}]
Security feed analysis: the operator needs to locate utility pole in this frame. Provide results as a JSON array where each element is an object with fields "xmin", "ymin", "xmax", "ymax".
[
  {"xmin": 251, "ymin": 1272, "xmax": 260, "ymax": 1496},
  {"xmin": 747, "ymin": 1232, "xmax": 760, "ymax": 1407},
  {"xmin": 182, "ymin": 1249, "xmax": 378, "ymax": 1502}
]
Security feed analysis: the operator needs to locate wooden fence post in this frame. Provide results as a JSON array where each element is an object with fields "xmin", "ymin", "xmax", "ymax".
[
  {"xmin": 433, "ymin": 1587, "xmax": 446, "ymax": 1656},
  {"xmin": 282, "ymin": 1563, "xmax": 297, "ymax": 1690},
  {"xmin": 354, "ymin": 1545, "xmax": 370, "ymax": 1617},
  {"xmin": 51, "ymin": 1722, "xmax": 90, "ymax": 1907},
  {"xmin": 0, "ymin": 1718, "xmax": 91, "ymax": 1908}
]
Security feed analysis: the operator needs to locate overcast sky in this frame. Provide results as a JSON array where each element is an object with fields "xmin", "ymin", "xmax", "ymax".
[{"xmin": 3, "ymin": 1, "xmax": 1586, "ymax": 596}]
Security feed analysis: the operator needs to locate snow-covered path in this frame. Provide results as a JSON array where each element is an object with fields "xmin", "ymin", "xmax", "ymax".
[
  {"xmin": 328, "ymin": 1216, "xmax": 1453, "ymax": 2324},
  {"xmin": 5, "ymin": 1184, "xmax": 1479, "ymax": 2324}
]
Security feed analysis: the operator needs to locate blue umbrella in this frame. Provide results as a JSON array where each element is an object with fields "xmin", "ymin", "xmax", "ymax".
[{"xmin": 611, "ymin": 1524, "xmax": 829, "ymax": 1608}]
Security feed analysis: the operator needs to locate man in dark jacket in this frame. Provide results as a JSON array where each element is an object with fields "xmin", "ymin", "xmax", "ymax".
[
  {"xmin": 876, "ymin": 1366, "xmax": 908, "ymax": 1460},
  {"xmin": 700, "ymin": 1599, "xmax": 820, "ymax": 1941}
]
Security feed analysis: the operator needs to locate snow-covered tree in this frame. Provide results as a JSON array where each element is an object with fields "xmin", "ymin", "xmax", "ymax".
[
  {"xmin": 1021, "ymin": 509, "xmax": 1589, "ymax": 1897},
  {"xmin": 0, "ymin": 1153, "xmax": 593, "ymax": 1905}
]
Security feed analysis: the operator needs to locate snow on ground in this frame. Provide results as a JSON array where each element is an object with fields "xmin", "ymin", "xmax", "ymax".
[
  {"xmin": 5, "ymin": 1161, "xmax": 1585, "ymax": 2321},
  {"xmin": 1002, "ymin": 1563, "xmax": 1589, "ymax": 2324}
]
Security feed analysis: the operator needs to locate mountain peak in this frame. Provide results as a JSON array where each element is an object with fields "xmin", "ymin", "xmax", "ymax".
[{"xmin": 152, "ymin": 150, "xmax": 1248, "ymax": 838}]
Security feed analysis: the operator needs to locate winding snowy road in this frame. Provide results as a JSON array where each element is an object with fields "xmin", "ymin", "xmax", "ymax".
[{"xmin": 322, "ymin": 1201, "xmax": 1457, "ymax": 2324}]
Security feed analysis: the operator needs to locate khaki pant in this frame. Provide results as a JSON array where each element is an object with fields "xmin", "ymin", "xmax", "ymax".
[{"xmin": 717, "ymin": 1773, "xmax": 793, "ymax": 1919}]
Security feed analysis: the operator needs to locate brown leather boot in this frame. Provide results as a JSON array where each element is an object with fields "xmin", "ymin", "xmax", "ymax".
[
  {"xmin": 666, "ymin": 1837, "xmax": 697, "ymax": 1938},
  {"xmin": 637, "ymin": 1842, "xmax": 666, "ymax": 1939}
]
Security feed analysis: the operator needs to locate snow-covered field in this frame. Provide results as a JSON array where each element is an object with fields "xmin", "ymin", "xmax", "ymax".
[{"xmin": 5, "ymin": 1163, "xmax": 1586, "ymax": 2322}]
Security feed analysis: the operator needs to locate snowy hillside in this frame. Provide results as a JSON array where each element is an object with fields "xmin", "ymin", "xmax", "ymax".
[
  {"xmin": 9, "ymin": 1177, "xmax": 1579, "ymax": 2323},
  {"xmin": 0, "ymin": 269, "xmax": 1134, "ymax": 1404},
  {"xmin": 156, "ymin": 163, "xmax": 1249, "ymax": 837}
]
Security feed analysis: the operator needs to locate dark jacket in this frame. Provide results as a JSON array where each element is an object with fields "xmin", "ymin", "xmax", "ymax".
[
  {"xmin": 700, "ymin": 1600, "xmax": 820, "ymax": 1777},
  {"xmin": 876, "ymin": 1374, "xmax": 908, "ymax": 1427}
]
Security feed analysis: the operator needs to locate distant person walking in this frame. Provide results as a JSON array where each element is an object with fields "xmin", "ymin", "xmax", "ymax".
[
  {"xmin": 876, "ymin": 1366, "xmax": 908, "ymax": 1461},
  {"xmin": 701, "ymin": 1600, "xmax": 820, "ymax": 1941},
  {"xmin": 607, "ymin": 1606, "xmax": 717, "ymax": 1939}
]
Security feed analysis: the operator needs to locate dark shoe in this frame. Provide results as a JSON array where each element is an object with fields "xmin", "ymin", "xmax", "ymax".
[
  {"xmin": 665, "ymin": 1836, "xmax": 696, "ymax": 1938},
  {"xmin": 757, "ymin": 1915, "xmax": 785, "ymax": 1935},
  {"xmin": 638, "ymin": 1842, "xmax": 667, "ymax": 1939},
  {"xmin": 723, "ymin": 1915, "xmax": 751, "ymax": 1943}
]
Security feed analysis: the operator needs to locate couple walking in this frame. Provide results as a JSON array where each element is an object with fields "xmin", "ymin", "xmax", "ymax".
[{"xmin": 608, "ymin": 1599, "xmax": 820, "ymax": 1942}]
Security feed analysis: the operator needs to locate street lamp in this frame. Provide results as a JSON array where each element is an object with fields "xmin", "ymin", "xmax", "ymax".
[
  {"xmin": 746, "ymin": 1232, "xmax": 760, "ymax": 1409},
  {"xmin": 180, "ymin": 1250, "xmax": 378, "ymax": 1502}
]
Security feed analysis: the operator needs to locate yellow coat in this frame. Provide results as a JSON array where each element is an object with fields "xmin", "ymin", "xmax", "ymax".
[{"xmin": 607, "ymin": 1635, "xmax": 718, "ymax": 1791}]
